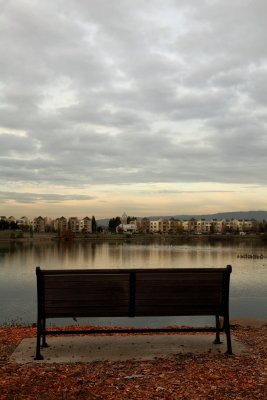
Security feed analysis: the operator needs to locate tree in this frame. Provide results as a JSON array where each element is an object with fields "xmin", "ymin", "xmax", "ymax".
[
  {"xmin": 259, "ymin": 220, "xmax": 267, "ymax": 233},
  {"xmin": 108, "ymin": 217, "xmax": 121, "ymax": 232},
  {"xmin": 92, "ymin": 216, "xmax": 97, "ymax": 233},
  {"xmin": 176, "ymin": 225, "xmax": 184, "ymax": 235},
  {"xmin": 0, "ymin": 219, "xmax": 9, "ymax": 230},
  {"xmin": 10, "ymin": 221, "xmax": 18, "ymax": 230},
  {"xmin": 61, "ymin": 229, "xmax": 75, "ymax": 241},
  {"xmin": 127, "ymin": 216, "xmax": 136, "ymax": 224}
]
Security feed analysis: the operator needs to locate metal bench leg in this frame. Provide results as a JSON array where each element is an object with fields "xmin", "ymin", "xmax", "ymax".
[
  {"xmin": 224, "ymin": 315, "xmax": 233, "ymax": 355},
  {"xmin": 213, "ymin": 315, "xmax": 222, "ymax": 344},
  {"xmin": 41, "ymin": 318, "xmax": 49, "ymax": 348},
  {"xmin": 34, "ymin": 318, "xmax": 44, "ymax": 360}
]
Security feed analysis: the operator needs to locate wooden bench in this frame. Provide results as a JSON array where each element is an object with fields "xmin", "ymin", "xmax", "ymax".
[{"xmin": 35, "ymin": 265, "xmax": 233, "ymax": 360}]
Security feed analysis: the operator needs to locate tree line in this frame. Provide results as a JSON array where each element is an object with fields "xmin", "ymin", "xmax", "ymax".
[{"xmin": 0, "ymin": 220, "xmax": 19, "ymax": 230}]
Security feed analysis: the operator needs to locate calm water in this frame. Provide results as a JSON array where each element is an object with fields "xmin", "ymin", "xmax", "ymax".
[{"xmin": 0, "ymin": 239, "xmax": 266, "ymax": 327}]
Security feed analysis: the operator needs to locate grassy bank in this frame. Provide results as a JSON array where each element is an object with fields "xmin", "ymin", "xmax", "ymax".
[
  {"xmin": 0, "ymin": 231, "xmax": 55, "ymax": 241},
  {"xmin": 0, "ymin": 230, "xmax": 266, "ymax": 243}
]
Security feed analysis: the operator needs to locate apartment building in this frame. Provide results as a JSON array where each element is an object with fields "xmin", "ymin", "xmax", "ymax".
[
  {"xmin": 17, "ymin": 216, "xmax": 30, "ymax": 228},
  {"xmin": 83, "ymin": 216, "xmax": 92, "ymax": 233},
  {"xmin": 68, "ymin": 217, "xmax": 80, "ymax": 233},
  {"xmin": 182, "ymin": 219, "xmax": 198, "ymax": 233},
  {"xmin": 136, "ymin": 218, "xmax": 150, "ymax": 233},
  {"xmin": 50, "ymin": 216, "xmax": 92, "ymax": 234},
  {"xmin": 196, "ymin": 219, "xmax": 215, "ymax": 234},
  {"xmin": 150, "ymin": 219, "xmax": 160, "ymax": 233},
  {"xmin": 53, "ymin": 216, "xmax": 68, "ymax": 232},
  {"xmin": 212, "ymin": 219, "xmax": 225, "ymax": 233},
  {"xmin": 239, "ymin": 219, "xmax": 259, "ymax": 232},
  {"xmin": 33, "ymin": 216, "xmax": 45, "ymax": 232},
  {"xmin": 149, "ymin": 218, "xmax": 181, "ymax": 233},
  {"xmin": 168, "ymin": 219, "xmax": 181, "ymax": 233}
]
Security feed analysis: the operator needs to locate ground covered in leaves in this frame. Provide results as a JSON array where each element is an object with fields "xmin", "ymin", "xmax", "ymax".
[{"xmin": 0, "ymin": 324, "xmax": 266, "ymax": 399}]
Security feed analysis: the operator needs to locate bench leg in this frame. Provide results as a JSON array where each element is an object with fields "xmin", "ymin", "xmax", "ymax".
[
  {"xmin": 213, "ymin": 315, "xmax": 222, "ymax": 344},
  {"xmin": 41, "ymin": 318, "xmax": 49, "ymax": 348},
  {"xmin": 224, "ymin": 315, "xmax": 233, "ymax": 355},
  {"xmin": 34, "ymin": 318, "xmax": 44, "ymax": 360}
]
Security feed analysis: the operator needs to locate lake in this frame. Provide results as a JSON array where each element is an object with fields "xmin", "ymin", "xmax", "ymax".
[{"xmin": 0, "ymin": 238, "xmax": 266, "ymax": 327}]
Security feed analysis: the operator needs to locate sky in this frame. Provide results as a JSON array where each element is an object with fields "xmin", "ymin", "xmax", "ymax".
[{"xmin": 0, "ymin": 0, "xmax": 267, "ymax": 219}]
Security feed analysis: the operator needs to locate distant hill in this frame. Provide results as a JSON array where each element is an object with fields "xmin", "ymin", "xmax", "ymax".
[
  {"xmin": 96, "ymin": 218, "xmax": 110, "ymax": 227},
  {"xmin": 97, "ymin": 211, "xmax": 267, "ymax": 226},
  {"xmin": 149, "ymin": 211, "xmax": 267, "ymax": 221}
]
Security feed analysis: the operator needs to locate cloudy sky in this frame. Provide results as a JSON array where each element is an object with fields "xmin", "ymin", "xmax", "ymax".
[{"xmin": 0, "ymin": 0, "xmax": 267, "ymax": 219}]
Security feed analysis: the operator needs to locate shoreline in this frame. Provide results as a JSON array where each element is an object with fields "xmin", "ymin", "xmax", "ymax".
[{"xmin": 0, "ymin": 231, "xmax": 266, "ymax": 243}]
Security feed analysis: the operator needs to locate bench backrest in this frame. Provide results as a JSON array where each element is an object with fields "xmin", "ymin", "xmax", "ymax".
[{"xmin": 36, "ymin": 266, "xmax": 232, "ymax": 318}]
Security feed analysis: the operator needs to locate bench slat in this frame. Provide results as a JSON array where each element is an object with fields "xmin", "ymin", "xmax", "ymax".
[
  {"xmin": 135, "ymin": 295, "xmax": 222, "ymax": 305},
  {"xmin": 45, "ymin": 308, "xmax": 129, "ymax": 318},
  {"xmin": 44, "ymin": 287, "xmax": 129, "ymax": 297},
  {"xmin": 43, "ymin": 274, "xmax": 129, "ymax": 287},
  {"xmin": 135, "ymin": 306, "xmax": 224, "ymax": 316},
  {"xmin": 45, "ymin": 300, "xmax": 129, "ymax": 308}
]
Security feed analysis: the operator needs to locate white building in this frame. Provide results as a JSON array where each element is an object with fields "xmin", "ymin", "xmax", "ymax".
[{"xmin": 116, "ymin": 223, "xmax": 137, "ymax": 233}]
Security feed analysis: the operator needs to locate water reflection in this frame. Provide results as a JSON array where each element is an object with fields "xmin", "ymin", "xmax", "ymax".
[{"xmin": 0, "ymin": 240, "xmax": 266, "ymax": 325}]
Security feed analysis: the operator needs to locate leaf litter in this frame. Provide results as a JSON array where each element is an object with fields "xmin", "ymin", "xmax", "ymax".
[{"xmin": 0, "ymin": 324, "xmax": 266, "ymax": 399}]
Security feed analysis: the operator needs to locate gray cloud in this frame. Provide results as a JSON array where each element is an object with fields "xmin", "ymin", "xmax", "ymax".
[
  {"xmin": 0, "ymin": 0, "xmax": 267, "ymax": 194},
  {"xmin": 0, "ymin": 191, "xmax": 95, "ymax": 204},
  {"xmin": 0, "ymin": 134, "xmax": 38, "ymax": 155}
]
